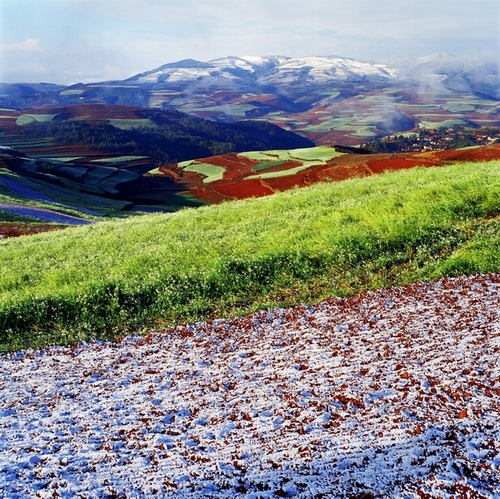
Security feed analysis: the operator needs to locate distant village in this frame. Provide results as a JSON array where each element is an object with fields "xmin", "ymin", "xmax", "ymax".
[{"xmin": 363, "ymin": 126, "xmax": 500, "ymax": 153}]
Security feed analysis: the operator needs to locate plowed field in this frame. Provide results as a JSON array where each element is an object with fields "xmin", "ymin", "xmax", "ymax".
[{"xmin": 1, "ymin": 273, "xmax": 499, "ymax": 498}]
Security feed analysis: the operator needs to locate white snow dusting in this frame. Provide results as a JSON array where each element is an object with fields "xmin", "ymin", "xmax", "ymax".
[
  {"xmin": 129, "ymin": 55, "xmax": 395, "ymax": 87},
  {"xmin": 1, "ymin": 274, "xmax": 499, "ymax": 498}
]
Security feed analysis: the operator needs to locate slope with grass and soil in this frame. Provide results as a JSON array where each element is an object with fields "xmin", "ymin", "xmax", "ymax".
[
  {"xmin": 1, "ymin": 157, "xmax": 500, "ymax": 498},
  {"xmin": 1, "ymin": 158, "xmax": 500, "ymax": 352},
  {"xmin": 156, "ymin": 143, "xmax": 500, "ymax": 204}
]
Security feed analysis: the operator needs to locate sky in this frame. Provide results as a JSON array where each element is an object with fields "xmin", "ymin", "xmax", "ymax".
[{"xmin": 0, "ymin": 0, "xmax": 499, "ymax": 85}]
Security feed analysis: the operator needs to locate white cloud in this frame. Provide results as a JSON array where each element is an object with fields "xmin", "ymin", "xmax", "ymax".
[
  {"xmin": 0, "ymin": 0, "xmax": 498, "ymax": 83},
  {"xmin": 0, "ymin": 38, "xmax": 43, "ymax": 52}
]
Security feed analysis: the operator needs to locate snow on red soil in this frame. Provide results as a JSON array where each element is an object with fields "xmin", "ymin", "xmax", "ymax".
[{"xmin": 1, "ymin": 273, "xmax": 499, "ymax": 498}]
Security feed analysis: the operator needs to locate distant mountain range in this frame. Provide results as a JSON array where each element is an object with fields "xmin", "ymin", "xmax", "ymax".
[
  {"xmin": 1, "ymin": 54, "xmax": 499, "ymax": 144},
  {"xmin": 125, "ymin": 55, "xmax": 396, "ymax": 87}
]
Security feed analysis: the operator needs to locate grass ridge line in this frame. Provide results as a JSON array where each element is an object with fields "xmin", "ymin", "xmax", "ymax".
[{"xmin": 1, "ymin": 160, "xmax": 500, "ymax": 351}]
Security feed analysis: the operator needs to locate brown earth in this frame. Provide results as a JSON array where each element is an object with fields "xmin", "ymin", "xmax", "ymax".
[{"xmin": 0, "ymin": 222, "xmax": 69, "ymax": 238}]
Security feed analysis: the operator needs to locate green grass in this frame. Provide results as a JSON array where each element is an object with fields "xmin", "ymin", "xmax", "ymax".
[
  {"xmin": 1, "ymin": 160, "xmax": 500, "ymax": 352},
  {"xmin": 180, "ymin": 162, "xmax": 226, "ymax": 183}
]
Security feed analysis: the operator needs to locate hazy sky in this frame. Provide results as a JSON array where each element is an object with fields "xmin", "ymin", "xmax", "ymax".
[{"xmin": 1, "ymin": 0, "xmax": 499, "ymax": 84}]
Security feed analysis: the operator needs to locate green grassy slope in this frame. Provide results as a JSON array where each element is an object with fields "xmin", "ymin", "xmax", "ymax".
[{"xmin": 1, "ymin": 160, "xmax": 500, "ymax": 351}]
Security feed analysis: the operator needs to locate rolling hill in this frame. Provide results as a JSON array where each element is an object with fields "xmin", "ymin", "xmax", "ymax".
[
  {"xmin": 0, "ymin": 105, "xmax": 314, "ymax": 223},
  {"xmin": 1, "ymin": 54, "xmax": 499, "ymax": 144}
]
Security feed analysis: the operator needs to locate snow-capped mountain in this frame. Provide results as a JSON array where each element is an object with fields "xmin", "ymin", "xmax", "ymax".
[{"xmin": 126, "ymin": 55, "xmax": 396, "ymax": 87}]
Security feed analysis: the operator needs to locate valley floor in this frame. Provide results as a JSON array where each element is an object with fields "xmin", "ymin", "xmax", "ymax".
[{"xmin": 1, "ymin": 274, "xmax": 499, "ymax": 498}]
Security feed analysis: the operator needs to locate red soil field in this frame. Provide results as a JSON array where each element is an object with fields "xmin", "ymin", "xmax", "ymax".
[
  {"xmin": 310, "ymin": 162, "xmax": 369, "ymax": 182},
  {"xmin": 214, "ymin": 178, "xmax": 275, "ymax": 199},
  {"xmin": 29, "ymin": 104, "xmax": 146, "ymax": 121},
  {"xmin": 0, "ymin": 222, "xmax": 68, "ymax": 238},
  {"xmin": 263, "ymin": 174, "xmax": 312, "ymax": 191},
  {"xmin": 432, "ymin": 144, "xmax": 500, "ymax": 162},
  {"xmin": 176, "ymin": 145, "xmax": 500, "ymax": 204}
]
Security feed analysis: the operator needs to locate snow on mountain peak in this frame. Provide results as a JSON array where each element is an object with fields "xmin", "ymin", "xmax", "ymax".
[{"xmin": 127, "ymin": 55, "xmax": 396, "ymax": 86}]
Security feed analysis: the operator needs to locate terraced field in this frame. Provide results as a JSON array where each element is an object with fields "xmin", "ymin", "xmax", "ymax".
[{"xmin": 158, "ymin": 143, "xmax": 500, "ymax": 204}]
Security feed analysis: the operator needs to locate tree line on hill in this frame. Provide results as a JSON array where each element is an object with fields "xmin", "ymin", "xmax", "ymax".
[{"xmin": 21, "ymin": 115, "xmax": 314, "ymax": 164}]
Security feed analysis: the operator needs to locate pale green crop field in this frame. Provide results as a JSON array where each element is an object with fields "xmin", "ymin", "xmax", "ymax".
[
  {"xmin": 16, "ymin": 114, "xmax": 58, "ymax": 125},
  {"xmin": 91, "ymin": 156, "xmax": 149, "ymax": 163},
  {"xmin": 248, "ymin": 164, "xmax": 314, "ymax": 179},
  {"xmin": 107, "ymin": 119, "xmax": 156, "ymax": 130},
  {"xmin": 180, "ymin": 162, "xmax": 226, "ymax": 183}
]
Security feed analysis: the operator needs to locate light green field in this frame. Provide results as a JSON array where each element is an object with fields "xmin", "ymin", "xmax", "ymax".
[
  {"xmin": 288, "ymin": 146, "xmax": 344, "ymax": 161},
  {"xmin": 300, "ymin": 118, "xmax": 375, "ymax": 135},
  {"xmin": 188, "ymin": 104, "xmax": 255, "ymax": 117},
  {"xmin": 249, "ymin": 164, "xmax": 314, "ymax": 179},
  {"xmin": 108, "ymin": 119, "xmax": 156, "ymax": 130},
  {"xmin": 241, "ymin": 146, "xmax": 346, "ymax": 176},
  {"xmin": 180, "ymin": 162, "xmax": 226, "ymax": 183},
  {"xmin": 419, "ymin": 119, "xmax": 467, "ymax": 129},
  {"xmin": 3, "ymin": 138, "xmax": 54, "ymax": 148},
  {"xmin": 441, "ymin": 104, "xmax": 476, "ymax": 113},
  {"xmin": 44, "ymin": 157, "xmax": 83, "ymax": 162},
  {"xmin": 91, "ymin": 156, "xmax": 149, "ymax": 163},
  {"xmin": 16, "ymin": 114, "xmax": 58, "ymax": 125},
  {"xmin": 59, "ymin": 89, "xmax": 85, "ymax": 96},
  {"xmin": 252, "ymin": 160, "xmax": 286, "ymax": 172},
  {"xmin": 240, "ymin": 146, "xmax": 344, "ymax": 164}
]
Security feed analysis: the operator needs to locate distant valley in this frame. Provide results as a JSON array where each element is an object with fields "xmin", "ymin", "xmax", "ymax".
[
  {"xmin": 1, "ymin": 53, "xmax": 500, "ymax": 233},
  {"xmin": 1, "ymin": 53, "xmax": 499, "ymax": 145}
]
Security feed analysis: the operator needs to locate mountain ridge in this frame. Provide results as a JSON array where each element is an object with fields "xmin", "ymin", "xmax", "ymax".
[
  {"xmin": 122, "ymin": 55, "xmax": 396, "ymax": 87},
  {"xmin": 1, "ymin": 53, "xmax": 499, "ymax": 145}
]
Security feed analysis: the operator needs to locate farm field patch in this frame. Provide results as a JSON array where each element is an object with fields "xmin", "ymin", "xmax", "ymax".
[{"xmin": 156, "ymin": 143, "xmax": 500, "ymax": 204}]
